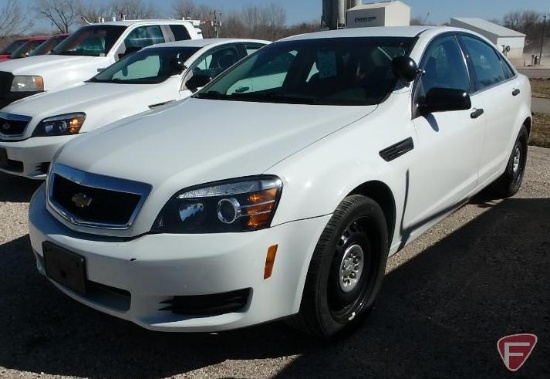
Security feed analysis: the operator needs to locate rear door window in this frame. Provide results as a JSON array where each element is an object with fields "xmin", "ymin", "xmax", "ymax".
[
  {"xmin": 460, "ymin": 35, "xmax": 507, "ymax": 91},
  {"xmin": 124, "ymin": 25, "xmax": 165, "ymax": 50},
  {"xmin": 169, "ymin": 25, "xmax": 192, "ymax": 41}
]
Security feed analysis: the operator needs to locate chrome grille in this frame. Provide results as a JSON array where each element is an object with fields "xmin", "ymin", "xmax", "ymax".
[
  {"xmin": 0, "ymin": 112, "xmax": 32, "ymax": 139},
  {"xmin": 47, "ymin": 164, "xmax": 152, "ymax": 230}
]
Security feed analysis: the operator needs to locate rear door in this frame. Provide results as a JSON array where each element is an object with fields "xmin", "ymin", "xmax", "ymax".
[{"xmin": 458, "ymin": 34, "xmax": 522, "ymax": 182}]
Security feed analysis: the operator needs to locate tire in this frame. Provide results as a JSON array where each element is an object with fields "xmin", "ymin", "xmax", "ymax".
[
  {"xmin": 489, "ymin": 125, "xmax": 528, "ymax": 198},
  {"xmin": 288, "ymin": 195, "xmax": 389, "ymax": 339}
]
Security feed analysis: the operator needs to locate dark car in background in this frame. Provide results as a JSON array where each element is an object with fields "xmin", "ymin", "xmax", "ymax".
[
  {"xmin": 8, "ymin": 36, "xmax": 50, "ymax": 59},
  {"xmin": 28, "ymin": 34, "xmax": 70, "ymax": 57},
  {"xmin": 0, "ymin": 37, "xmax": 34, "ymax": 61}
]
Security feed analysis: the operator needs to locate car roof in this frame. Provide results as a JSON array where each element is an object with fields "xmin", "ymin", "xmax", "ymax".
[
  {"xmin": 279, "ymin": 26, "xmax": 436, "ymax": 41},
  {"xmin": 87, "ymin": 19, "xmax": 198, "ymax": 27},
  {"xmin": 144, "ymin": 38, "xmax": 270, "ymax": 50}
]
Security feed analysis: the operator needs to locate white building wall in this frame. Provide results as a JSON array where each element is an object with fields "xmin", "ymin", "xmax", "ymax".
[
  {"xmin": 497, "ymin": 37, "xmax": 526, "ymax": 59},
  {"xmin": 346, "ymin": 2, "xmax": 410, "ymax": 28},
  {"xmin": 347, "ymin": 8, "xmax": 386, "ymax": 28}
]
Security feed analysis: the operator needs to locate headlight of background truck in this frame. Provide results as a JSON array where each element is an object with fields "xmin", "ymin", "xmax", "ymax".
[
  {"xmin": 153, "ymin": 176, "xmax": 283, "ymax": 233},
  {"xmin": 10, "ymin": 75, "xmax": 44, "ymax": 92}
]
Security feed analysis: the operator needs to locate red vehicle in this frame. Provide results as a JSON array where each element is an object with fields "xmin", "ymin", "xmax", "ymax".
[
  {"xmin": 28, "ymin": 34, "xmax": 69, "ymax": 57},
  {"xmin": 0, "ymin": 38, "xmax": 28, "ymax": 61},
  {"xmin": 8, "ymin": 36, "xmax": 51, "ymax": 59}
]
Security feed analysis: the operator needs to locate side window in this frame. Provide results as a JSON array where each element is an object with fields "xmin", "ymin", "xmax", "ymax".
[
  {"xmin": 461, "ymin": 35, "xmax": 506, "ymax": 91},
  {"xmin": 416, "ymin": 35, "xmax": 470, "ymax": 98},
  {"xmin": 112, "ymin": 55, "xmax": 160, "ymax": 80},
  {"xmin": 243, "ymin": 43, "xmax": 264, "ymax": 56},
  {"xmin": 169, "ymin": 25, "xmax": 191, "ymax": 41},
  {"xmin": 189, "ymin": 46, "xmax": 240, "ymax": 79},
  {"xmin": 124, "ymin": 26, "xmax": 165, "ymax": 51},
  {"xmin": 501, "ymin": 58, "xmax": 515, "ymax": 79}
]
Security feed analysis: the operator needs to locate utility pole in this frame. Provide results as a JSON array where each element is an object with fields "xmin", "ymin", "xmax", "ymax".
[
  {"xmin": 540, "ymin": 14, "xmax": 546, "ymax": 65},
  {"xmin": 210, "ymin": 10, "xmax": 222, "ymax": 38}
]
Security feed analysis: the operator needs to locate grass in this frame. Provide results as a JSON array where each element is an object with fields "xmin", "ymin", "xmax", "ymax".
[
  {"xmin": 530, "ymin": 79, "xmax": 550, "ymax": 99},
  {"xmin": 528, "ymin": 79, "xmax": 550, "ymax": 148},
  {"xmin": 531, "ymin": 112, "xmax": 550, "ymax": 148}
]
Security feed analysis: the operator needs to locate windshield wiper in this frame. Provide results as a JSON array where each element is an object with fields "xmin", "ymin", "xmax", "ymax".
[
  {"xmin": 226, "ymin": 92, "xmax": 320, "ymax": 104},
  {"xmin": 194, "ymin": 91, "xmax": 231, "ymax": 100}
]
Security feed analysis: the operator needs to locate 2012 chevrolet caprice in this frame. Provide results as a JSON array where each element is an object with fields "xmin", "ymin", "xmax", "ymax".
[{"xmin": 28, "ymin": 26, "xmax": 531, "ymax": 338}]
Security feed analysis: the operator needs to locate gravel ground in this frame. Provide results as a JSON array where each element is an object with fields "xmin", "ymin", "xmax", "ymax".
[{"xmin": 0, "ymin": 147, "xmax": 549, "ymax": 379}]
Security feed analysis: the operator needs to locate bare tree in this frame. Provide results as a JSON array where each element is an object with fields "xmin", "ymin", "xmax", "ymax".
[
  {"xmin": 503, "ymin": 10, "xmax": 541, "ymax": 33},
  {"xmin": 172, "ymin": 0, "xmax": 196, "ymax": 19},
  {"xmin": 0, "ymin": 0, "xmax": 33, "ymax": 40},
  {"xmin": 219, "ymin": 13, "xmax": 247, "ymax": 38},
  {"xmin": 263, "ymin": 3, "xmax": 287, "ymax": 40},
  {"xmin": 285, "ymin": 21, "xmax": 321, "ymax": 37},
  {"xmin": 502, "ymin": 10, "xmax": 547, "ymax": 54},
  {"xmin": 109, "ymin": 0, "xmax": 160, "ymax": 20},
  {"xmin": 78, "ymin": 1, "xmax": 113, "ymax": 24},
  {"xmin": 239, "ymin": 3, "xmax": 287, "ymax": 40},
  {"xmin": 35, "ymin": 0, "xmax": 81, "ymax": 33}
]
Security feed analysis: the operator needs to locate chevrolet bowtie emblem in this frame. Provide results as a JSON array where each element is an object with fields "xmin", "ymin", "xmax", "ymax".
[{"xmin": 71, "ymin": 193, "xmax": 93, "ymax": 208}]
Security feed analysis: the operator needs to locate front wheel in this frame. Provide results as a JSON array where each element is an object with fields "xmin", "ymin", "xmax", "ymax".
[{"xmin": 288, "ymin": 195, "xmax": 388, "ymax": 338}]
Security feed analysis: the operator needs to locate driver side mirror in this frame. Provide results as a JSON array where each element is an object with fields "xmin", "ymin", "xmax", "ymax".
[
  {"xmin": 391, "ymin": 56, "xmax": 420, "ymax": 82},
  {"xmin": 185, "ymin": 74, "xmax": 212, "ymax": 91},
  {"xmin": 170, "ymin": 58, "xmax": 186, "ymax": 75},
  {"xmin": 418, "ymin": 88, "xmax": 471, "ymax": 114}
]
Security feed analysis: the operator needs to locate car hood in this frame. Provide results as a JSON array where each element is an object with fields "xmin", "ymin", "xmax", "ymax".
[
  {"xmin": 57, "ymin": 98, "xmax": 375, "ymax": 190},
  {"xmin": 3, "ymin": 80, "xmax": 178, "ymax": 130},
  {"xmin": 0, "ymin": 55, "xmax": 103, "ymax": 74}
]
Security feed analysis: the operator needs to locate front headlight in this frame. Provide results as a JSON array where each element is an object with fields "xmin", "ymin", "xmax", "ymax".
[
  {"xmin": 10, "ymin": 75, "xmax": 44, "ymax": 92},
  {"xmin": 33, "ymin": 113, "xmax": 86, "ymax": 136},
  {"xmin": 153, "ymin": 176, "xmax": 283, "ymax": 233}
]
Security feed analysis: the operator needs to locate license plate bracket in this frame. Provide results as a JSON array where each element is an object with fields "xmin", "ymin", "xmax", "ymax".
[{"xmin": 43, "ymin": 242, "xmax": 87, "ymax": 295}]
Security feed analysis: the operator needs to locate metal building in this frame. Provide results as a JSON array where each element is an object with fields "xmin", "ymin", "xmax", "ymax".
[
  {"xmin": 346, "ymin": 1, "xmax": 411, "ymax": 29},
  {"xmin": 322, "ymin": 0, "xmax": 362, "ymax": 29},
  {"xmin": 450, "ymin": 17, "xmax": 526, "ymax": 60}
]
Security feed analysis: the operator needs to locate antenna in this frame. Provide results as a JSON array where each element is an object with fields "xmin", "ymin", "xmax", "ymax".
[{"xmin": 422, "ymin": 12, "xmax": 430, "ymax": 25}]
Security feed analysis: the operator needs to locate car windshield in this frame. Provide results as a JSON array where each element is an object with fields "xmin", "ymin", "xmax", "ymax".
[
  {"xmin": 0, "ymin": 39, "xmax": 26, "ymax": 55},
  {"xmin": 29, "ymin": 35, "xmax": 68, "ymax": 56},
  {"xmin": 89, "ymin": 46, "xmax": 200, "ymax": 84},
  {"xmin": 196, "ymin": 37, "xmax": 413, "ymax": 106},
  {"xmin": 9, "ymin": 39, "xmax": 46, "ymax": 58},
  {"xmin": 52, "ymin": 25, "xmax": 126, "ymax": 56}
]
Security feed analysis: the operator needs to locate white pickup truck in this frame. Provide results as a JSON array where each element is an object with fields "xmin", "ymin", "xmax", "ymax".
[{"xmin": 0, "ymin": 19, "xmax": 202, "ymax": 108}]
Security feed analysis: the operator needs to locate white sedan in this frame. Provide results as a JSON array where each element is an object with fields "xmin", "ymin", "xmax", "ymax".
[
  {"xmin": 28, "ymin": 26, "xmax": 531, "ymax": 338},
  {"xmin": 0, "ymin": 38, "xmax": 268, "ymax": 179}
]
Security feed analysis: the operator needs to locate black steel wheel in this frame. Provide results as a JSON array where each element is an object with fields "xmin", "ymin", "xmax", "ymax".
[{"xmin": 288, "ymin": 195, "xmax": 388, "ymax": 338}]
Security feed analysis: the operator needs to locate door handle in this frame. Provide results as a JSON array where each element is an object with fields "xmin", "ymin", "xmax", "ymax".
[
  {"xmin": 512, "ymin": 88, "xmax": 520, "ymax": 96},
  {"xmin": 470, "ymin": 108, "xmax": 484, "ymax": 119}
]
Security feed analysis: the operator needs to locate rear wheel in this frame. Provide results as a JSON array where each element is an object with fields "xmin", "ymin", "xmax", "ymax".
[
  {"xmin": 288, "ymin": 195, "xmax": 388, "ymax": 338},
  {"xmin": 489, "ymin": 125, "xmax": 528, "ymax": 198}
]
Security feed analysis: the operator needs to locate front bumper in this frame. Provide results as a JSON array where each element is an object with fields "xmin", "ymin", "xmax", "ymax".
[
  {"xmin": 0, "ymin": 135, "xmax": 74, "ymax": 179},
  {"xmin": 29, "ymin": 185, "xmax": 330, "ymax": 332}
]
